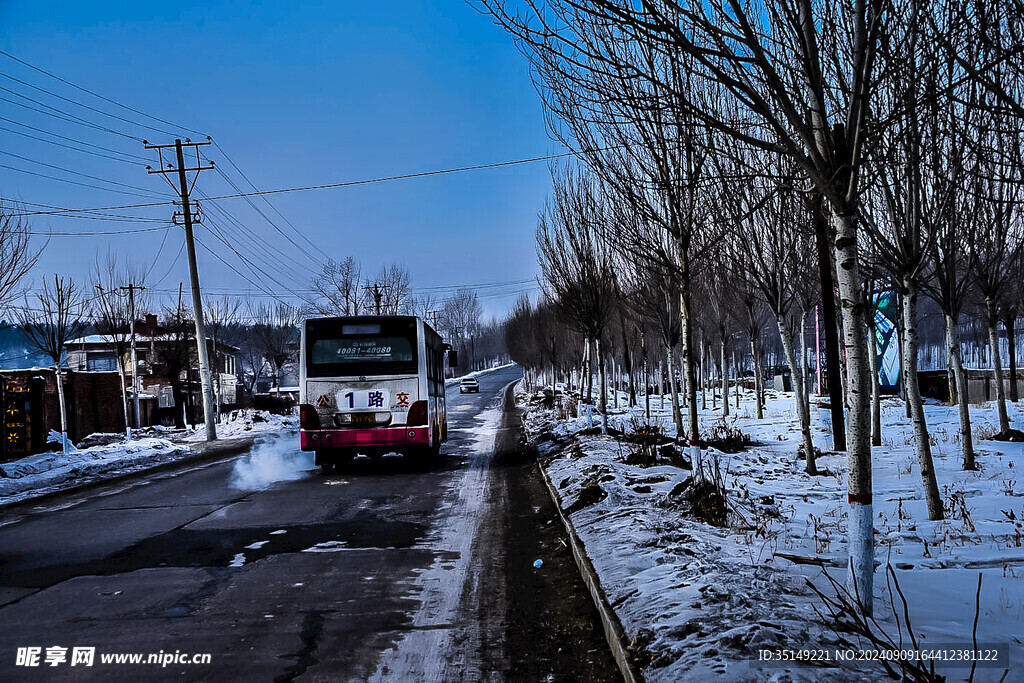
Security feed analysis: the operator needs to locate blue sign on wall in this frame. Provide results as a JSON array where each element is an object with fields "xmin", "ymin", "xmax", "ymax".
[{"xmin": 873, "ymin": 291, "xmax": 900, "ymax": 390}]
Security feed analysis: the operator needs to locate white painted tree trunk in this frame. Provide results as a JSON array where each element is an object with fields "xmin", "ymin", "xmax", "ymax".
[
  {"xmin": 946, "ymin": 312, "xmax": 976, "ymax": 470},
  {"xmin": 117, "ymin": 360, "xmax": 130, "ymax": 439},
  {"xmin": 597, "ymin": 336, "xmax": 608, "ymax": 434},
  {"xmin": 986, "ymin": 298, "xmax": 1011, "ymax": 434},
  {"xmin": 901, "ymin": 278, "xmax": 944, "ymax": 521},
  {"xmin": 776, "ymin": 315, "xmax": 816, "ymax": 475},
  {"xmin": 832, "ymin": 212, "xmax": 873, "ymax": 615},
  {"xmin": 55, "ymin": 367, "xmax": 69, "ymax": 453}
]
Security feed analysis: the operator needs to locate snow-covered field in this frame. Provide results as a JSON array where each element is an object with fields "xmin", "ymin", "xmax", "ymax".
[
  {"xmin": 0, "ymin": 411, "xmax": 298, "ymax": 506},
  {"xmin": 522, "ymin": 385, "xmax": 1024, "ymax": 682}
]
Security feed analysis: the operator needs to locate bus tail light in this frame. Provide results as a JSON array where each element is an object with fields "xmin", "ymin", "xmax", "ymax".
[
  {"xmin": 406, "ymin": 400, "xmax": 427, "ymax": 426},
  {"xmin": 299, "ymin": 403, "xmax": 321, "ymax": 430}
]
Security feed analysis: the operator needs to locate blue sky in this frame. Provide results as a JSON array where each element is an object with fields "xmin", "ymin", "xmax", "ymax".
[{"xmin": 0, "ymin": 1, "xmax": 554, "ymax": 319}]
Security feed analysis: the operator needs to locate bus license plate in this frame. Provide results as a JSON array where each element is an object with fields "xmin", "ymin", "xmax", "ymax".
[
  {"xmin": 336, "ymin": 389, "xmax": 392, "ymax": 410},
  {"xmin": 350, "ymin": 413, "xmax": 376, "ymax": 426}
]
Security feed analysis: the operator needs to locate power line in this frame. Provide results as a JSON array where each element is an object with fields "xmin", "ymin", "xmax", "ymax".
[
  {"xmin": 0, "ymin": 116, "xmax": 151, "ymax": 161},
  {"xmin": 0, "ymin": 71, "xmax": 180, "ymax": 138},
  {"xmin": 0, "ymin": 162, "xmax": 167, "ymax": 199},
  {"xmin": 192, "ymin": 234, "xmax": 293, "ymax": 305},
  {"xmin": 0, "ymin": 149, "xmax": 165, "ymax": 194},
  {"xmin": 8, "ymin": 149, "xmax": 577, "ymax": 217},
  {"xmin": 0, "ymin": 50, "xmax": 205, "ymax": 137},
  {"xmin": 207, "ymin": 161, "xmax": 325, "ymax": 270},
  {"xmin": 33, "ymin": 225, "xmax": 174, "ymax": 237},
  {"xmin": 209, "ymin": 139, "xmax": 328, "ymax": 261},
  {"xmin": 0, "ymin": 124, "xmax": 149, "ymax": 165},
  {"xmin": 193, "ymin": 187, "xmax": 318, "ymax": 277},
  {"xmin": 0, "ymin": 91, "xmax": 139, "ymax": 141}
]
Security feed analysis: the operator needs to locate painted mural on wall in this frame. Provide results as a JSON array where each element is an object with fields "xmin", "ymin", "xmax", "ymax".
[{"xmin": 873, "ymin": 291, "xmax": 900, "ymax": 390}]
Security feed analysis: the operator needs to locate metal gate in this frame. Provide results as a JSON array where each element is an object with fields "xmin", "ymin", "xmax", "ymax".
[{"xmin": 1, "ymin": 375, "xmax": 44, "ymax": 462}]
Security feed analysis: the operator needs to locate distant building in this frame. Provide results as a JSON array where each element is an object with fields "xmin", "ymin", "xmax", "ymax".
[{"xmin": 66, "ymin": 314, "xmax": 240, "ymax": 421}]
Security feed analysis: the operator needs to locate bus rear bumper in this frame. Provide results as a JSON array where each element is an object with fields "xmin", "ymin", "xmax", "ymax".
[{"xmin": 300, "ymin": 426, "xmax": 430, "ymax": 451}]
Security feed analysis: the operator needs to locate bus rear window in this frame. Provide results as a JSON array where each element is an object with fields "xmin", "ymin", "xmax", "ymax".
[{"xmin": 305, "ymin": 318, "xmax": 418, "ymax": 377}]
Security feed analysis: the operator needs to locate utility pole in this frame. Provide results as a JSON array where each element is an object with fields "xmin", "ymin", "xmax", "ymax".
[
  {"xmin": 364, "ymin": 283, "xmax": 384, "ymax": 315},
  {"xmin": 144, "ymin": 138, "xmax": 217, "ymax": 441},
  {"xmin": 120, "ymin": 283, "xmax": 145, "ymax": 430}
]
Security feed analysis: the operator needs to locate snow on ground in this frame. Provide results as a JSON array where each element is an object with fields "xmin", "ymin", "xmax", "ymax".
[
  {"xmin": 0, "ymin": 410, "xmax": 297, "ymax": 507},
  {"xmin": 522, "ymin": 384, "xmax": 1024, "ymax": 682}
]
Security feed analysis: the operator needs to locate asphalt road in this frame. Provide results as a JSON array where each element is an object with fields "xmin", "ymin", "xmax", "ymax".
[{"xmin": 0, "ymin": 366, "xmax": 618, "ymax": 682}]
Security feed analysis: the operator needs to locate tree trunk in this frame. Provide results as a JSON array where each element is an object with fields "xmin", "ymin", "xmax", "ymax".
[
  {"xmin": 734, "ymin": 349, "xmax": 741, "ymax": 412},
  {"xmin": 680, "ymin": 289, "xmax": 700, "ymax": 442},
  {"xmin": 751, "ymin": 335, "xmax": 764, "ymax": 419},
  {"xmin": 659, "ymin": 356, "xmax": 666, "ymax": 412},
  {"xmin": 644, "ymin": 350, "xmax": 651, "ymax": 423},
  {"xmin": 902, "ymin": 279, "xmax": 944, "ymax": 520},
  {"xmin": 584, "ymin": 337, "xmax": 593, "ymax": 405},
  {"xmin": 946, "ymin": 312, "xmax": 976, "ymax": 470},
  {"xmin": 799, "ymin": 307, "xmax": 811, "ymax": 418},
  {"xmin": 667, "ymin": 346, "xmax": 683, "ymax": 438},
  {"xmin": 1005, "ymin": 312, "xmax": 1019, "ymax": 402},
  {"xmin": 946, "ymin": 344, "xmax": 959, "ymax": 405},
  {"xmin": 699, "ymin": 337, "xmax": 706, "ymax": 411},
  {"xmin": 719, "ymin": 330, "xmax": 729, "ymax": 418},
  {"xmin": 171, "ymin": 382, "xmax": 186, "ymax": 428},
  {"xmin": 597, "ymin": 335, "xmax": 608, "ymax": 434},
  {"xmin": 832, "ymin": 212, "xmax": 873, "ymax": 615},
  {"xmin": 814, "ymin": 197, "xmax": 847, "ymax": 451},
  {"xmin": 867, "ymin": 315, "xmax": 882, "ymax": 447},
  {"xmin": 118, "ymin": 360, "xmax": 131, "ymax": 439},
  {"xmin": 987, "ymin": 297, "xmax": 1011, "ymax": 434},
  {"xmin": 776, "ymin": 314, "xmax": 816, "ymax": 475},
  {"xmin": 55, "ymin": 367, "xmax": 69, "ymax": 453}
]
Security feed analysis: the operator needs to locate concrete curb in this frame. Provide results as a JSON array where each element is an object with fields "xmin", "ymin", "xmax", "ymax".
[
  {"xmin": 536, "ymin": 456, "xmax": 644, "ymax": 683},
  {"xmin": 0, "ymin": 435, "xmax": 258, "ymax": 512}
]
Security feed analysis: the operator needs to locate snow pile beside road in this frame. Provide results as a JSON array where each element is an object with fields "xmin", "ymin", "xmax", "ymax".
[
  {"xmin": 183, "ymin": 410, "xmax": 298, "ymax": 442},
  {"xmin": 0, "ymin": 410, "xmax": 298, "ymax": 506},
  {"xmin": 522, "ymin": 386, "xmax": 1024, "ymax": 682},
  {"xmin": 0, "ymin": 437, "xmax": 187, "ymax": 501}
]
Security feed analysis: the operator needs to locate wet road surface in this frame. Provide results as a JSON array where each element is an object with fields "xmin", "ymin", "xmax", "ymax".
[{"xmin": 0, "ymin": 366, "xmax": 618, "ymax": 681}]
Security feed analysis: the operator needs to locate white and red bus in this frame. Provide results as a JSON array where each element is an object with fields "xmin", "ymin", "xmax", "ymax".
[{"xmin": 298, "ymin": 315, "xmax": 452, "ymax": 471}]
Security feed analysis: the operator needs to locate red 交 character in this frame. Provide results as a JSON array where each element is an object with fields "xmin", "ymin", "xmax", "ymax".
[{"xmin": 396, "ymin": 392, "xmax": 410, "ymax": 408}]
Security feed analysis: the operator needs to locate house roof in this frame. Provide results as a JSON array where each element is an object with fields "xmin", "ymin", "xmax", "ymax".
[{"xmin": 68, "ymin": 335, "xmax": 240, "ymax": 352}]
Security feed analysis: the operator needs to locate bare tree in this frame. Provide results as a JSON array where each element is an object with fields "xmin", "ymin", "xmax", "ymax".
[
  {"xmin": 251, "ymin": 302, "xmax": 300, "ymax": 391},
  {"xmin": 0, "ymin": 202, "xmax": 43, "ymax": 315},
  {"xmin": 204, "ymin": 295, "xmax": 242, "ymax": 422},
  {"xmin": 537, "ymin": 166, "xmax": 617, "ymax": 432},
  {"xmin": 723, "ymin": 166, "xmax": 820, "ymax": 475},
  {"xmin": 970, "ymin": 106, "xmax": 1024, "ymax": 437},
  {"xmin": 237, "ymin": 334, "xmax": 267, "ymax": 401},
  {"xmin": 440, "ymin": 288, "xmax": 484, "ymax": 371},
  {"xmin": 309, "ymin": 256, "xmax": 363, "ymax": 316},
  {"xmin": 485, "ymin": 0, "xmax": 901, "ymax": 616},
  {"xmin": 93, "ymin": 254, "xmax": 149, "ymax": 439},
  {"xmin": 158, "ymin": 291, "xmax": 195, "ymax": 429},
  {"xmin": 17, "ymin": 275, "xmax": 86, "ymax": 451}
]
